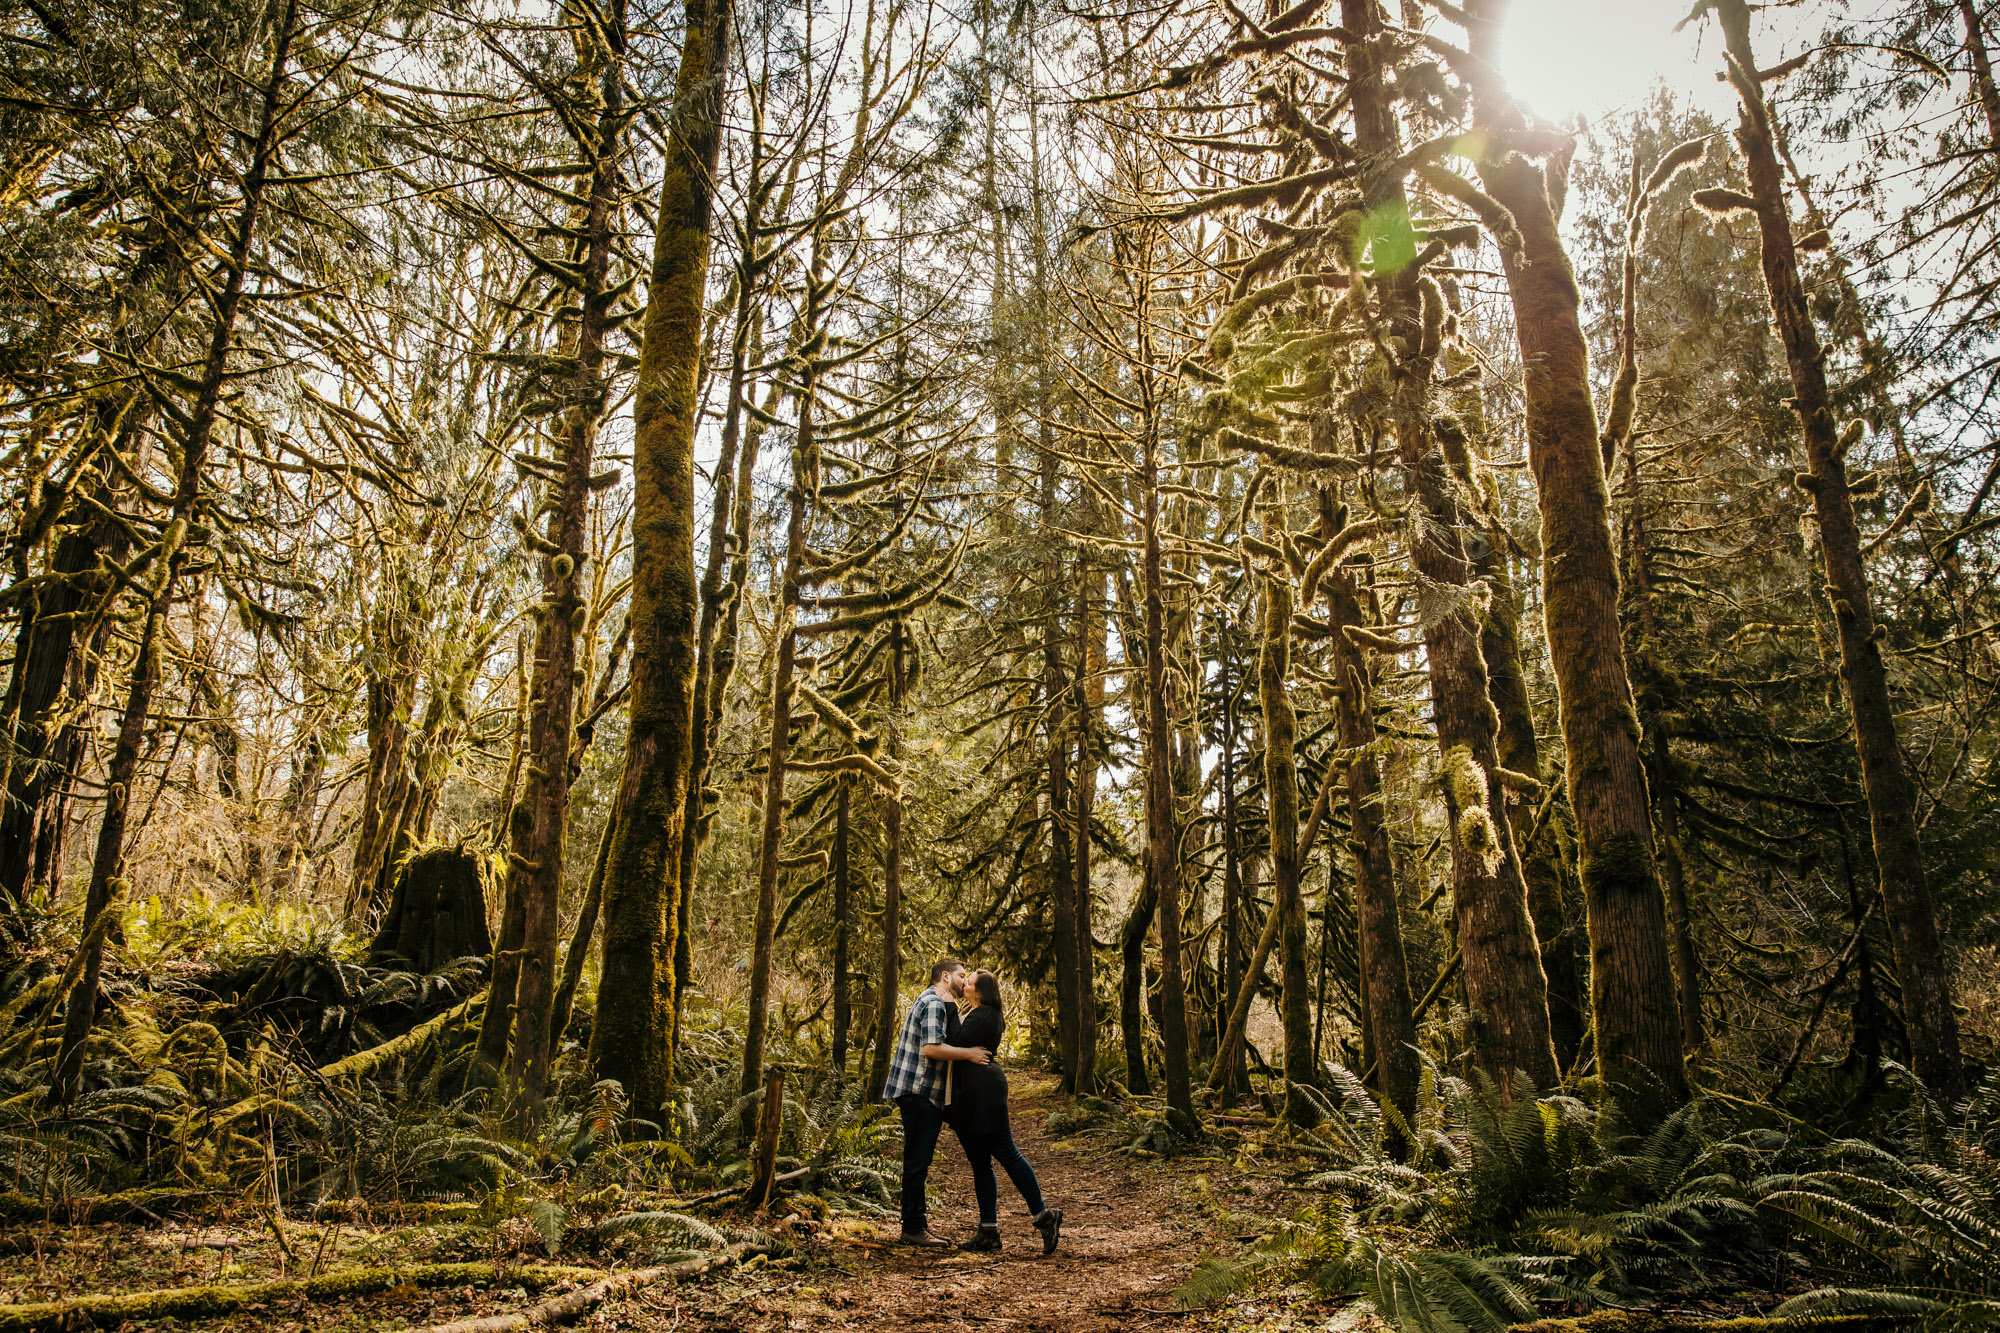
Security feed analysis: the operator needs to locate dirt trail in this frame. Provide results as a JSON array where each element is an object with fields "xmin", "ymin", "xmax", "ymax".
[{"xmin": 655, "ymin": 1072, "xmax": 1310, "ymax": 1332}]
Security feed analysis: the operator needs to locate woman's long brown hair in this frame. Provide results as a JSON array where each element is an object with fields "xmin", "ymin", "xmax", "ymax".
[{"xmin": 972, "ymin": 970, "xmax": 1002, "ymax": 1016}]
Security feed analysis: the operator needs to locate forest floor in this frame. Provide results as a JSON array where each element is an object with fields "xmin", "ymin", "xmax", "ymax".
[
  {"xmin": 657, "ymin": 1071, "xmax": 1348, "ymax": 1333},
  {"xmin": 0, "ymin": 1074, "xmax": 1348, "ymax": 1333}
]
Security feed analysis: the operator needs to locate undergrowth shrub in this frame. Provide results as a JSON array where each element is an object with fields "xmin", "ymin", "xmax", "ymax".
[{"xmin": 1170, "ymin": 1059, "xmax": 1999, "ymax": 1332}]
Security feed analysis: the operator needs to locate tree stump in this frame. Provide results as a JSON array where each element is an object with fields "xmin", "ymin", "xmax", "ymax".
[{"xmin": 369, "ymin": 844, "xmax": 493, "ymax": 973}]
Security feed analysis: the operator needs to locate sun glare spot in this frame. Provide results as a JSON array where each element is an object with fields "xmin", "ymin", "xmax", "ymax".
[{"xmin": 1489, "ymin": 0, "xmax": 1727, "ymax": 125}]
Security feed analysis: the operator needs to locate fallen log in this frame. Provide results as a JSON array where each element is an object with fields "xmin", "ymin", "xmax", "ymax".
[
  {"xmin": 397, "ymin": 1244, "xmax": 769, "ymax": 1333},
  {"xmin": 0, "ymin": 1188, "xmax": 218, "ymax": 1225},
  {"xmin": 0, "ymin": 1260, "xmax": 599, "ymax": 1333},
  {"xmin": 1512, "ymin": 1314, "xmax": 1913, "ymax": 1333}
]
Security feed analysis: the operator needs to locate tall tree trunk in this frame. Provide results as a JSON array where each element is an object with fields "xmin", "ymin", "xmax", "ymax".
[
  {"xmin": 1322, "ymin": 557, "xmax": 1419, "ymax": 1122},
  {"xmin": 865, "ymin": 627, "xmax": 909, "ymax": 1101},
  {"xmin": 1441, "ymin": 402, "xmax": 1589, "ymax": 1071},
  {"xmin": 0, "ymin": 486, "xmax": 119, "ymax": 927},
  {"xmin": 1461, "ymin": 0, "xmax": 1686, "ymax": 1106},
  {"xmin": 350, "ymin": 607, "xmax": 417, "ymax": 925},
  {"xmin": 1342, "ymin": 0, "xmax": 1558, "ymax": 1093},
  {"xmin": 676, "ymin": 140, "xmax": 776, "ymax": 1060},
  {"xmin": 54, "ymin": 0, "xmax": 297, "ymax": 1102},
  {"xmin": 1071, "ymin": 564, "xmax": 1103, "ymax": 1095},
  {"xmin": 1960, "ymin": 0, "xmax": 2000, "ymax": 149},
  {"xmin": 1043, "ymin": 529, "xmax": 1079, "ymax": 1089},
  {"xmin": 1215, "ymin": 630, "xmax": 1248, "ymax": 1103},
  {"xmin": 590, "ymin": 0, "xmax": 734, "ymax": 1122},
  {"xmin": 1256, "ymin": 530, "xmax": 1318, "ymax": 1126},
  {"xmin": 741, "ymin": 359, "xmax": 813, "ymax": 1130},
  {"xmin": 495, "ymin": 51, "xmax": 625, "ymax": 1128},
  {"xmin": 1715, "ymin": 0, "xmax": 1965, "ymax": 1107},
  {"xmin": 831, "ymin": 777, "xmax": 852, "ymax": 1074},
  {"xmin": 1624, "ymin": 429, "xmax": 1706, "ymax": 1053},
  {"xmin": 1140, "ymin": 395, "xmax": 1197, "ymax": 1131},
  {"xmin": 1119, "ymin": 858, "xmax": 1159, "ymax": 1096}
]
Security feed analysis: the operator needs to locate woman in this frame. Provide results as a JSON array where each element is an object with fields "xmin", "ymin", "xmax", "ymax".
[{"xmin": 947, "ymin": 970, "xmax": 1063, "ymax": 1254}]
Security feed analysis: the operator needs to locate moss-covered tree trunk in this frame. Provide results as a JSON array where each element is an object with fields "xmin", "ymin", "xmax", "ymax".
[
  {"xmin": 865, "ymin": 627, "xmax": 909, "ymax": 1101},
  {"xmin": 1341, "ymin": 0, "xmax": 1557, "ymax": 1093},
  {"xmin": 1120, "ymin": 853, "xmax": 1159, "ymax": 1096},
  {"xmin": 490, "ymin": 47, "xmax": 626, "ymax": 1128},
  {"xmin": 741, "ymin": 388, "xmax": 809, "ymax": 1127},
  {"xmin": 1141, "ymin": 410, "xmax": 1197, "ymax": 1130},
  {"xmin": 1214, "ymin": 634, "xmax": 1248, "ymax": 1104},
  {"xmin": 1256, "ymin": 532, "xmax": 1318, "ymax": 1127},
  {"xmin": 1461, "ymin": 0, "xmax": 1687, "ymax": 1106},
  {"xmin": 676, "ymin": 114, "xmax": 782, "ymax": 1056},
  {"xmin": 349, "ymin": 608, "xmax": 417, "ymax": 924},
  {"xmin": 831, "ymin": 777, "xmax": 852, "ymax": 1074},
  {"xmin": 1715, "ymin": 0, "xmax": 1964, "ymax": 1107},
  {"xmin": 1044, "ymin": 528, "xmax": 1081, "ymax": 1091},
  {"xmin": 1438, "ymin": 378, "xmax": 1590, "ymax": 1072},
  {"xmin": 1322, "ymin": 557, "xmax": 1419, "ymax": 1122},
  {"xmin": 1624, "ymin": 432, "xmax": 1706, "ymax": 1053},
  {"xmin": 0, "ymin": 458, "xmax": 129, "ymax": 928},
  {"xmin": 590, "ymin": 0, "xmax": 734, "ymax": 1121},
  {"xmin": 55, "ymin": 0, "xmax": 297, "ymax": 1102},
  {"xmin": 679, "ymin": 333, "xmax": 780, "ymax": 1051},
  {"xmin": 1071, "ymin": 560, "xmax": 1104, "ymax": 1095}
]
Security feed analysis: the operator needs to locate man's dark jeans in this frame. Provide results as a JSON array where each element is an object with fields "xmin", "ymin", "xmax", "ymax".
[
  {"xmin": 956, "ymin": 1123, "xmax": 1046, "ymax": 1226},
  {"xmin": 895, "ymin": 1093, "xmax": 946, "ymax": 1235}
]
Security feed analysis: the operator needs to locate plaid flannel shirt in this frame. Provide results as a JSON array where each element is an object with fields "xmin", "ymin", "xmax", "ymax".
[{"xmin": 881, "ymin": 987, "xmax": 951, "ymax": 1106}]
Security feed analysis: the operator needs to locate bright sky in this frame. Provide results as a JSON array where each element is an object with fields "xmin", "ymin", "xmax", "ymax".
[{"xmin": 1491, "ymin": 0, "xmax": 1753, "ymax": 126}]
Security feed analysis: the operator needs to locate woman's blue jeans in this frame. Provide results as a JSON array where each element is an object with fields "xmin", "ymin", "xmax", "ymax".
[{"xmin": 955, "ymin": 1124, "xmax": 1045, "ymax": 1225}]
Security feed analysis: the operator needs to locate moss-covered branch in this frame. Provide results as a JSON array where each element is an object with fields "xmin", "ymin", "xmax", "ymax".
[
  {"xmin": 0, "ymin": 1262, "xmax": 601, "ymax": 1333},
  {"xmin": 398, "ymin": 1245, "xmax": 767, "ymax": 1333}
]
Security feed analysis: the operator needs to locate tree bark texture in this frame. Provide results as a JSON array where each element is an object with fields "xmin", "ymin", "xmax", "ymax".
[
  {"xmin": 499, "ymin": 51, "xmax": 625, "ymax": 1128},
  {"xmin": 55, "ymin": 0, "xmax": 298, "ymax": 1101},
  {"xmin": 1341, "ymin": 0, "xmax": 1558, "ymax": 1093},
  {"xmin": 1119, "ymin": 858, "xmax": 1159, "ymax": 1096},
  {"xmin": 831, "ymin": 778, "xmax": 852, "ymax": 1074},
  {"xmin": 741, "ymin": 383, "xmax": 810, "ymax": 1127},
  {"xmin": 865, "ymin": 628, "xmax": 909, "ymax": 1101},
  {"xmin": 1444, "ymin": 411, "xmax": 1588, "ymax": 1071},
  {"xmin": 1141, "ymin": 419, "xmax": 1197, "ymax": 1130},
  {"xmin": 1071, "ymin": 565, "xmax": 1103, "ymax": 1094},
  {"xmin": 1323, "ymin": 561, "xmax": 1419, "ymax": 1122},
  {"xmin": 1716, "ymin": 0, "xmax": 1965, "ymax": 1107},
  {"xmin": 590, "ymin": 0, "xmax": 733, "ymax": 1121},
  {"xmin": 1464, "ymin": 0, "xmax": 1687, "ymax": 1106},
  {"xmin": 1257, "ymin": 556, "xmax": 1319, "ymax": 1126},
  {"xmin": 0, "ymin": 478, "xmax": 122, "ymax": 928}
]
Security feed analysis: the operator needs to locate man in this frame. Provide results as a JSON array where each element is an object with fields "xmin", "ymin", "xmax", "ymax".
[{"xmin": 882, "ymin": 957, "xmax": 991, "ymax": 1246}]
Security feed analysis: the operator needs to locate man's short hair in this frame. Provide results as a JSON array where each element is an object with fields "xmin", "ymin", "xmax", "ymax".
[{"xmin": 929, "ymin": 957, "xmax": 965, "ymax": 985}]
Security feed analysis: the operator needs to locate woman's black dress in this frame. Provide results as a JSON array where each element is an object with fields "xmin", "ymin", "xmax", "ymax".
[
  {"xmin": 948, "ymin": 1006, "xmax": 1010, "ymax": 1136},
  {"xmin": 946, "ymin": 1005, "xmax": 1047, "ymax": 1228}
]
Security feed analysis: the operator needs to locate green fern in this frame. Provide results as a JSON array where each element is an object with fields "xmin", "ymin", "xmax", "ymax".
[{"xmin": 588, "ymin": 1210, "xmax": 729, "ymax": 1249}]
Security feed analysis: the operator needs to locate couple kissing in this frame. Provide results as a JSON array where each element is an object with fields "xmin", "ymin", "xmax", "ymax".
[{"xmin": 881, "ymin": 958, "xmax": 1063, "ymax": 1254}]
